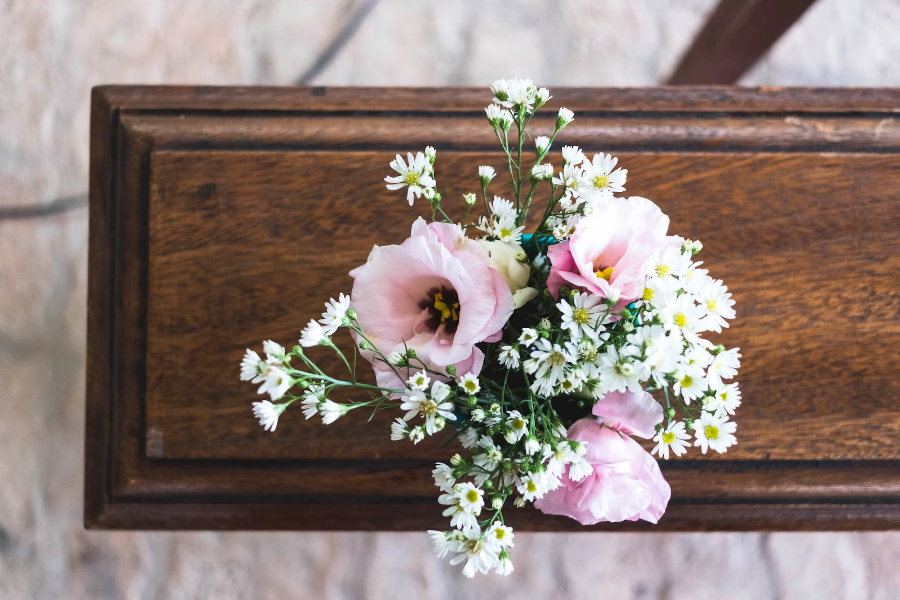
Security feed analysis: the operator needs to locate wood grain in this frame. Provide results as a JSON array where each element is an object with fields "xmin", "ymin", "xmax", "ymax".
[{"xmin": 86, "ymin": 86, "xmax": 900, "ymax": 531}]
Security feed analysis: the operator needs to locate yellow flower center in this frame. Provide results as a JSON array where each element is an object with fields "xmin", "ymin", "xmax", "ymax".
[
  {"xmin": 674, "ymin": 314, "xmax": 686, "ymax": 327},
  {"xmin": 466, "ymin": 489, "xmax": 479, "ymax": 503},
  {"xmin": 593, "ymin": 174, "xmax": 609, "ymax": 189},
  {"xmin": 500, "ymin": 228, "xmax": 512, "ymax": 238},
  {"xmin": 465, "ymin": 539, "xmax": 483, "ymax": 554},
  {"xmin": 680, "ymin": 375, "xmax": 693, "ymax": 388},
  {"xmin": 495, "ymin": 529, "xmax": 505, "ymax": 540},
  {"xmin": 420, "ymin": 399, "xmax": 438, "ymax": 417},
  {"xmin": 512, "ymin": 417, "xmax": 526, "ymax": 430},
  {"xmin": 706, "ymin": 299, "xmax": 717, "ymax": 311},
  {"xmin": 655, "ymin": 264, "xmax": 669, "ymax": 277},
  {"xmin": 704, "ymin": 425, "xmax": 719, "ymax": 440},
  {"xmin": 572, "ymin": 307, "xmax": 590, "ymax": 324},
  {"xmin": 464, "ymin": 380, "xmax": 477, "ymax": 392},
  {"xmin": 433, "ymin": 292, "xmax": 459, "ymax": 322},
  {"xmin": 662, "ymin": 432, "xmax": 675, "ymax": 444},
  {"xmin": 403, "ymin": 172, "xmax": 420, "ymax": 186},
  {"xmin": 546, "ymin": 351, "xmax": 566, "ymax": 367},
  {"xmin": 561, "ymin": 380, "xmax": 574, "ymax": 391},
  {"xmin": 720, "ymin": 392, "xmax": 728, "ymax": 401},
  {"xmin": 595, "ymin": 267, "xmax": 614, "ymax": 280},
  {"xmin": 526, "ymin": 480, "xmax": 537, "ymax": 493},
  {"xmin": 642, "ymin": 287, "xmax": 654, "ymax": 301}
]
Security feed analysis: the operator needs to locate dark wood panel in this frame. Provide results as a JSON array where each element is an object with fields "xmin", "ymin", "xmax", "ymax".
[
  {"xmin": 86, "ymin": 85, "xmax": 900, "ymax": 531},
  {"xmin": 668, "ymin": 0, "xmax": 819, "ymax": 85}
]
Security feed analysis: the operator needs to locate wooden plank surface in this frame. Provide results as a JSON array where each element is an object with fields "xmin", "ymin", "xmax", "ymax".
[{"xmin": 86, "ymin": 86, "xmax": 900, "ymax": 531}]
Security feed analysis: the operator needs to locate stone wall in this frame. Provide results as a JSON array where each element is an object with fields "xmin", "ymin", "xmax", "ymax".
[{"xmin": 2, "ymin": 1, "xmax": 900, "ymax": 598}]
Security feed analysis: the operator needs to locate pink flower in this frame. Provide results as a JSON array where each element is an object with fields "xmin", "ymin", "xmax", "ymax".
[
  {"xmin": 546, "ymin": 196, "xmax": 673, "ymax": 304},
  {"xmin": 350, "ymin": 218, "xmax": 513, "ymax": 390},
  {"xmin": 535, "ymin": 389, "xmax": 670, "ymax": 524}
]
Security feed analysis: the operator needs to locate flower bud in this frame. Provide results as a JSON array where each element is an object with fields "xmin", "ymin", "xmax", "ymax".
[
  {"xmin": 489, "ymin": 403, "xmax": 501, "ymax": 414},
  {"xmin": 556, "ymin": 107, "xmax": 574, "ymax": 129},
  {"xmin": 450, "ymin": 453, "xmax": 463, "ymax": 466},
  {"xmin": 478, "ymin": 166, "xmax": 496, "ymax": 188},
  {"xmin": 406, "ymin": 348, "xmax": 417, "ymax": 359},
  {"xmin": 535, "ymin": 87, "xmax": 551, "ymax": 107},
  {"xmin": 467, "ymin": 395, "xmax": 478, "ymax": 407},
  {"xmin": 471, "ymin": 408, "xmax": 485, "ymax": 422},
  {"xmin": 463, "ymin": 192, "xmax": 477, "ymax": 207},
  {"xmin": 445, "ymin": 364, "xmax": 457, "ymax": 376},
  {"xmin": 534, "ymin": 135, "xmax": 551, "ymax": 157},
  {"xmin": 514, "ymin": 496, "xmax": 526, "ymax": 508},
  {"xmin": 523, "ymin": 436, "xmax": 540, "ymax": 455},
  {"xmin": 424, "ymin": 146, "xmax": 436, "ymax": 163}
]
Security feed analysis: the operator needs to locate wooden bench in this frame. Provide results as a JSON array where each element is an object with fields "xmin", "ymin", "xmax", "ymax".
[{"xmin": 85, "ymin": 86, "xmax": 900, "ymax": 530}]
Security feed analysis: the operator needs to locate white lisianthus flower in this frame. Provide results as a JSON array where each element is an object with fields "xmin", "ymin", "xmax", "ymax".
[
  {"xmin": 252, "ymin": 400, "xmax": 285, "ymax": 432},
  {"xmin": 693, "ymin": 412, "xmax": 737, "ymax": 454},
  {"xmin": 707, "ymin": 347, "xmax": 741, "ymax": 390},
  {"xmin": 385, "ymin": 151, "xmax": 436, "ymax": 205},
  {"xmin": 299, "ymin": 319, "xmax": 328, "ymax": 347},
  {"xmin": 652, "ymin": 421, "xmax": 691, "ymax": 459},
  {"xmin": 319, "ymin": 292, "xmax": 351, "ymax": 335},
  {"xmin": 479, "ymin": 239, "xmax": 537, "ymax": 309}
]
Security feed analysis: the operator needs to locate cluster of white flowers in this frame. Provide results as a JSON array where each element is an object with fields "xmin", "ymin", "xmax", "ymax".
[{"xmin": 239, "ymin": 78, "xmax": 742, "ymax": 578}]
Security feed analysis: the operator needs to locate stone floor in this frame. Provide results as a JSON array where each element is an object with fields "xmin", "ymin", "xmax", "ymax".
[{"xmin": 2, "ymin": 0, "xmax": 900, "ymax": 598}]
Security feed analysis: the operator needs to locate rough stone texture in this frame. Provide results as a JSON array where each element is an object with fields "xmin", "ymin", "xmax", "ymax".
[{"xmin": 2, "ymin": 1, "xmax": 900, "ymax": 598}]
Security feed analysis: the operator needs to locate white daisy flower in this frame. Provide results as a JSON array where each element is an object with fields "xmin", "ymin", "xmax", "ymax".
[
  {"xmin": 580, "ymin": 153, "xmax": 627, "ymax": 201},
  {"xmin": 484, "ymin": 103, "xmax": 507, "ymax": 127},
  {"xmin": 262, "ymin": 340, "xmax": 286, "ymax": 363},
  {"xmin": 407, "ymin": 370, "xmax": 431, "ymax": 391},
  {"xmin": 568, "ymin": 455, "xmax": 593, "ymax": 481},
  {"xmin": 318, "ymin": 292, "xmax": 352, "ymax": 335},
  {"xmin": 299, "ymin": 319, "xmax": 328, "ymax": 347},
  {"xmin": 680, "ymin": 261, "xmax": 712, "ymax": 294},
  {"xmin": 498, "ymin": 345, "xmax": 520, "ymax": 369},
  {"xmin": 449, "ymin": 526, "xmax": 499, "ymax": 578},
  {"xmin": 561, "ymin": 145, "xmax": 585, "ymax": 166},
  {"xmin": 459, "ymin": 427, "xmax": 479, "ymax": 449},
  {"xmin": 646, "ymin": 246, "xmax": 692, "ymax": 290},
  {"xmin": 252, "ymin": 400, "xmax": 285, "ymax": 432},
  {"xmin": 697, "ymin": 279, "xmax": 736, "ymax": 333},
  {"xmin": 552, "ymin": 162, "xmax": 584, "ymax": 198},
  {"xmin": 504, "ymin": 410, "xmax": 529, "ymax": 444},
  {"xmin": 543, "ymin": 441, "xmax": 579, "ymax": 477},
  {"xmin": 473, "ymin": 436, "xmax": 503, "ymax": 484},
  {"xmin": 408, "ymin": 425, "xmax": 426, "ymax": 444},
  {"xmin": 707, "ymin": 348, "xmax": 741, "ymax": 390},
  {"xmin": 526, "ymin": 339, "xmax": 576, "ymax": 393},
  {"xmin": 320, "ymin": 400, "xmax": 346, "ymax": 424},
  {"xmin": 458, "ymin": 373, "xmax": 480, "ymax": 395},
  {"xmin": 387, "ymin": 351, "xmax": 405, "ymax": 366},
  {"xmin": 486, "ymin": 522, "xmax": 515, "ymax": 549},
  {"xmin": 659, "ymin": 293, "xmax": 706, "ymax": 337},
  {"xmin": 399, "ymin": 383, "xmax": 457, "ymax": 435},
  {"xmin": 534, "ymin": 135, "xmax": 551, "ymax": 156},
  {"xmin": 478, "ymin": 165, "xmax": 496, "ymax": 187},
  {"xmin": 455, "ymin": 482, "xmax": 485, "ymax": 514},
  {"xmin": 257, "ymin": 365, "xmax": 291, "ymax": 400},
  {"xmin": 536, "ymin": 87, "xmax": 551, "ymax": 105},
  {"xmin": 489, "ymin": 196, "xmax": 517, "ymax": 221},
  {"xmin": 517, "ymin": 472, "xmax": 549, "ymax": 502},
  {"xmin": 595, "ymin": 345, "xmax": 645, "ymax": 393},
  {"xmin": 531, "ymin": 162, "xmax": 554, "ymax": 181},
  {"xmin": 489, "ymin": 215, "xmax": 525, "ymax": 243},
  {"xmin": 556, "ymin": 107, "xmax": 574, "ymax": 129},
  {"xmin": 557, "ymin": 291, "xmax": 609, "ymax": 341},
  {"xmin": 240, "ymin": 349, "xmax": 268, "ymax": 382},
  {"xmin": 706, "ymin": 382, "xmax": 742, "ymax": 416},
  {"xmin": 523, "ymin": 435, "xmax": 541, "ymax": 455},
  {"xmin": 693, "ymin": 412, "xmax": 737, "ymax": 454},
  {"xmin": 390, "ymin": 417, "xmax": 409, "ymax": 441},
  {"xmin": 385, "ymin": 152, "xmax": 436, "ymax": 205},
  {"xmin": 495, "ymin": 552, "xmax": 514, "ymax": 576},
  {"xmin": 652, "ymin": 421, "xmax": 691, "ymax": 459},
  {"xmin": 518, "ymin": 328, "xmax": 539, "ymax": 347},
  {"xmin": 428, "ymin": 530, "xmax": 461, "ymax": 560},
  {"xmin": 300, "ymin": 384, "xmax": 326, "ymax": 419},
  {"xmin": 673, "ymin": 365, "xmax": 707, "ymax": 403},
  {"xmin": 432, "ymin": 462, "xmax": 456, "ymax": 493}
]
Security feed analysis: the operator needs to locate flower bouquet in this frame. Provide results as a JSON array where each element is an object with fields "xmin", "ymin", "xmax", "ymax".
[{"xmin": 240, "ymin": 79, "xmax": 740, "ymax": 577}]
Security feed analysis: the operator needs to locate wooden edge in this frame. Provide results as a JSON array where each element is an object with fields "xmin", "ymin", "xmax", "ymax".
[
  {"xmin": 85, "ymin": 501, "xmax": 900, "ymax": 532},
  {"xmin": 93, "ymin": 85, "xmax": 900, "ymax": 114},
  {"xmin": 84, "ymin": 88, "xmax": 115, "ymax": 527}
]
